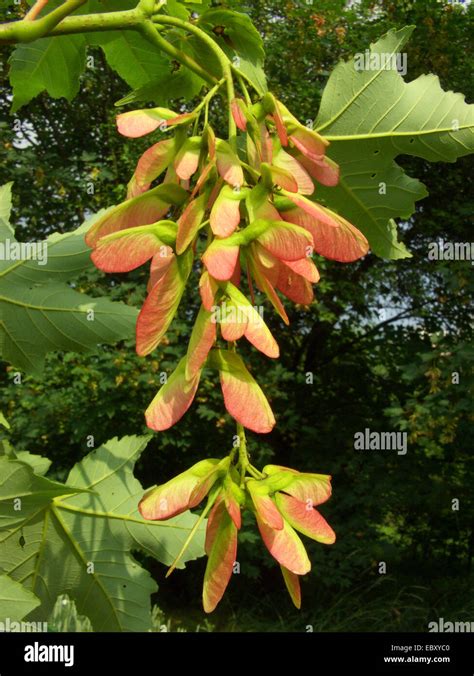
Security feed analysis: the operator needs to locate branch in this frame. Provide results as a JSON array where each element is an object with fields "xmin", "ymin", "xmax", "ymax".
[
  {"xmin": 16, "ymin": 124, "xmax": 40, "ymax": 148},
  {"xmin": 0, "ymin": 0, "xmax": 87, "ymax": 43},
  {"xmin": 0, "ymin": 4, "xmax": 225, "ymax": 111},
  {"xmin": 0, "ymin": 2, "xmax": 238, "ymax": 145},
  {"xmin": 25, "ymin": 0, "xmax": 50, "ymax": 21},
  {"xmin": 320, "ymin": 305, "xmax": 424, "ymax": 367}
]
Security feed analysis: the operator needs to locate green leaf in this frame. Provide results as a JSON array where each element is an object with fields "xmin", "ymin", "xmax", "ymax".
[
  {"xmin": 116, "ymin": 65, "xmax": 205, "ymax": 107},
  {"xmin": 13, "ymin": 451, "xmax": 52, "ymax": 477},
  {"xmin": 0, "ymin": 456, "xmax": 86, "ymax": 528},
  {"xmin": 161, "ymin": 0, "xmax": 211, "ymax": 21},
  {"xmin": 315, "ymin": 26, "xmax": 474, "ymax": 258},
  {"xmin": 235, "ymin": 57, "xmax": 267, "ymax": 97},
  {"xmin": 0, "ymin": 183, "xmax": 13, "ymax": 233},
  {"xmin": 0, "ymin": 434, "xmax": 52, "ymax": 476},
  {"xmin": 162, "ymin": 0, "xmax": 210, "ymax": 18},
  {"xmin": 180, "ymin": 33, "xmax": 223, "ymax": 79},
  {"xmin": 0, "ymin": 574, "xmax": 41, "ymax": 621},
  {"xmin": 0, "ymin": 214, "xmax": 138, "ymax": 374},
  {"xmin": 0, "ymin": 435, "xmax": 206, "ymax": 631},
  {"xmin": 0, "ymin": 411, "xmax": 10, "ymax": 430},
  {"xmin": 316, "ymin": 139, "xmax": 424, "ymax": 259},
  {"xmin": 197, "ymin": 9, "xmax": 265, "ymax": 64},
  {"xmin": 88, "ymin": 0, "xmax": 171, "ymax": 89},
  {"xmin": 9, "ymin": 36, "xmax": 86, "ymax": 113},
  {"xmin": 196, "ymin": 8, "xmax": 267, "ymax": 95},
  {"xmin": 165, "ymin": 0, "xmax": 191, "ymax": 19},
  {"xmin": 92, "ymin": 31, "xmax": 171, "ymax": 90}
]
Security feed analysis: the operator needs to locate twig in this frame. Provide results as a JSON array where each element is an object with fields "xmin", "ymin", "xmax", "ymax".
[
  {"xmin": 140, "ymin": 20, "xmax": 217, "ymax": 87},
  {"xmin": 320, "ymin": 305, "xmax": 424, "ymax": 367},
  {"xmin": 0, "ymin": 0, "xmax": 87, "ymax": 42},
  {"xmin": 25, "ymin": 0, "xmax": 50, "ymax": 21}
]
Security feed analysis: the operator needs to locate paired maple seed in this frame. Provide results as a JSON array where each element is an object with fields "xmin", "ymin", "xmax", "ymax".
[
  {"xmin": 139, "ymin": 458, "xmax": 336, "ymax": 613},
  {"xmin": 85, "ymin": 90, "xmax": 369, "ymax": 611}
]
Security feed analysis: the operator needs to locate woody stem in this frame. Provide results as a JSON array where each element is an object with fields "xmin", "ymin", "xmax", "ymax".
[
  {"xmin": 0, "ymin": 3, "xmax": 233, "ymax": 127},
  {"xmin": 0, "ymin": 0, "xmax": 86, "ymax": 42}
]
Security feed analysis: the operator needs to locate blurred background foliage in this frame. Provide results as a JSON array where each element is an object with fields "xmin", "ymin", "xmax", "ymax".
[{"xmin": 0, "ymin": 0, "xmax": 473, "ymax": 630}]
